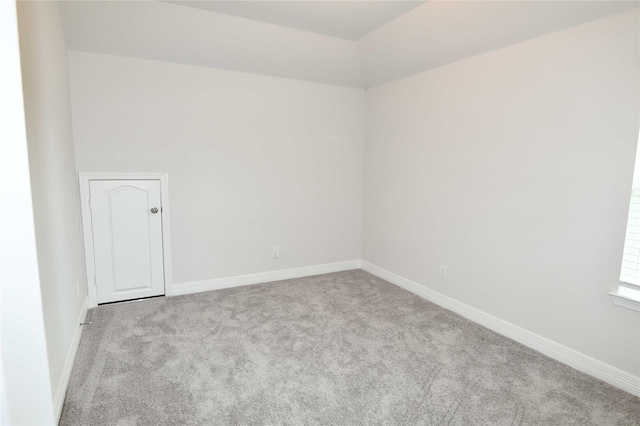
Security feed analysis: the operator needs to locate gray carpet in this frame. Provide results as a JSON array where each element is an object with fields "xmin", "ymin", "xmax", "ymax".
[{"xmin": 60, "ymin": 270, "xmax": 639, "ymax": 425}]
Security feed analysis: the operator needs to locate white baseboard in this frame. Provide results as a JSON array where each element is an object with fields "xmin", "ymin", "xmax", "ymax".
[
  {"xmin": 54, "ymin": 297, "xmax": 88, "ymax": 423},
  {"xmin": 172, "ymin": 260, "xmax": 362, "ymax": 296},
  {"xmin": 361, "ymin": 261, "xmax": 640, "ymax": 397}
]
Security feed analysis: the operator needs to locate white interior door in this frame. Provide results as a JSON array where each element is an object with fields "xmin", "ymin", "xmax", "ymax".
[{"xmin": 90, "ymin": 180, "xmax": 165, "ymax": 304}]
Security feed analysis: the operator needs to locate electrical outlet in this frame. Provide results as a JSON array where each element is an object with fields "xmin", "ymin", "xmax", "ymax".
[
  {"xmin": 440, "ymin": 265, "xmax": 447, "ymax": 279},
  {"xmin": 273, "ymin": 246, "xmax": 279, "ymax": 259}
]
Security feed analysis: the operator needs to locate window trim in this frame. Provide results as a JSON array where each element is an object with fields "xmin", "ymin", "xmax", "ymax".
[{"xmin": 609, "ymin": 284, "xmax": 640, "ymax": 312}]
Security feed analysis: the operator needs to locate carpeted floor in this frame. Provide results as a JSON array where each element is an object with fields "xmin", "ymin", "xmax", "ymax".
[{"xmin": 60, "ymin": 270, "xmax": 639, "ymax": 425}]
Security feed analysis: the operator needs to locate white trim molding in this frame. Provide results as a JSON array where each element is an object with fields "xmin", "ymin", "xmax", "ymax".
[
  {"xmin": 361, "ymin": 261, "xmax": 640, "ymax": 397},
  {"xmin": 609, "ymin": 286, "xmax": 640, "ymax": 312},
  {"xmin": 78, "ymin": 173, "xmax": 174, "ymax": 308},
  {"xmin": 53, "ymin": 298, "xmax": 88, "ymax": 422},
  {"xmin": 173, "ymin": 260, "xmax": 362, "ymax": 296}
]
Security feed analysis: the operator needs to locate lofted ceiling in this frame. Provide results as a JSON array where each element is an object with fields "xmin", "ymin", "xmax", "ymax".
[
  {"xmin": 359, "ymin": 0, "xmax": 640, "ymax": 87},
  {"xmin": 165, "ymin": 1, "xmax": 426, "ymax": 41},
  {"xmin": 60, "ymin": 1, "xmax": 365, "ymax": 88},
  {"xmin": 60, "ymin": 1, "xmax": 639, "ymax": 89}
]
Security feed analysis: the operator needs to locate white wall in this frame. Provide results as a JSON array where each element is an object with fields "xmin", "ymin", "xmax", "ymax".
[
  {"xmin": 0, "ymin": 1, "xmax": 55, "ymax": 423},
  {"xmin": 16, "ymin": 0, "xmax": 87, "ymax": 405},
  {"xmin": 363, "ymin": 10, "xmax": 640, "ymax": 376},
  {"xmin": 68, "ymin": 51, "xmax": 365, "ymax": 286}
]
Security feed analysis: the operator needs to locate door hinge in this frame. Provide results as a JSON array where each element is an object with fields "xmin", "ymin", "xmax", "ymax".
[
  {"xmin": 93, "ymin": 275, "xmax": 97, "ymax": 286},
  {"xmin": 161, "ymin": 207, "xmax": 163, "ymax": 213},
  {"xmin": 89, "ymin": 198, "xmax": 93, "ymax": 209}
]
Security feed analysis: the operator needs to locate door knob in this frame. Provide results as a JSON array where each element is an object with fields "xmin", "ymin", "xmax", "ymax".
[{"xmin": 150, "ymin": 207, "xmax": 159, "ymax": 214}]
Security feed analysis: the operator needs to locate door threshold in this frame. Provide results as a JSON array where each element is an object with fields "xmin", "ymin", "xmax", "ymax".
[{"xmin": 98, "ymin": 294, "xmax": 165, "ymax": 306}]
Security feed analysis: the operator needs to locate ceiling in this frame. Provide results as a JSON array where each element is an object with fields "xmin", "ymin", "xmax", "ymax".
[
  {"xmin": 166, "ymin": 1, "xmax": 426, "ymax": 41},
  {"xmin": 60, "ymin": 1, "xmax": 364, "ymax": 88},
  {"xmin": 359, "ymin": 0, "xmax": 640, "ymax": 87},
  {"xmin": 60, "ymin": 1, "xmax": 639, "ymax": 89}
]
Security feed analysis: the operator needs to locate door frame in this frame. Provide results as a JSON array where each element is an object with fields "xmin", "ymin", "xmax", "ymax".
[{"xmin": 78, "ymin": 172, "xmax": 173, "ymax": 308}]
